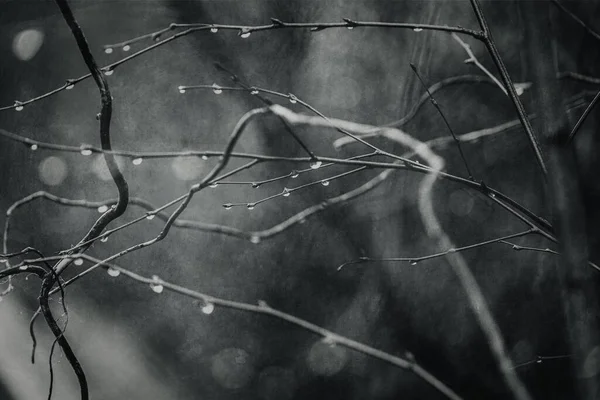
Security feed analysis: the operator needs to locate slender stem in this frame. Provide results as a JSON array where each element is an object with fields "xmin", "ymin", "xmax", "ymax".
[
  {"xmin": 339, "ymin": 230, "xmax": 534, "ymax": 269},
  {"xmin": 470, "ymin": 0, "xmax": 548, "ymax": 178},
  {"xmin": 410, "ymin": 63, "xmax": 474, "ymax": 179},
  {"xmin": 552, "ymin": 0, "xmax": 600, "ymax": 43},
  {"xmin": 567, "ymin": 89, "xmax": 600, "ymax": 143}
]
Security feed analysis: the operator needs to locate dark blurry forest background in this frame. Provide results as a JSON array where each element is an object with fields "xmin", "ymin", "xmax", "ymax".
[{"xmin": 1, "ymin": 1, "xmax": 600, "ymax": 399}]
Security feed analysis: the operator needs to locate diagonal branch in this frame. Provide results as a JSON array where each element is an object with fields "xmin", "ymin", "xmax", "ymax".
[{"xmin": 470, "ymin": 0, "xmax": 548, "ymax": 177}]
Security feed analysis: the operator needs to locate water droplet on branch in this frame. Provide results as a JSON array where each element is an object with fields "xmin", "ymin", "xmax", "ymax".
[
  {"xmin": 100, "ymin": 236, "xmax": 109, "ymax": 243},
  {"xmin": 80, "ymin": 148, "xmax": 93, "ymax": 156},
  {"xmin": 104, "ymin": 69, "xmax": 114, "ymax": 76},
  {"xmin": 178, "ymin": 86, "xmax": 186, "ymax": 94},
  {"xmin": 250, "ymin": 236, "xmax": 261, "ymax": 244},
  {"xmin": 240, "ymin": 29, "xmax": 251, "ymax": 38},
  {"xmin": 288, "ymin": 94, "xmax": 298, "ymax": 104},
  {"xmin": 150, "ymin": 275, "xmax": 163, "ymax": 293},
  {"xmin": 98, "ymin": 205, "xmax": 109, "ymax": 213},
  {"xmin": 122, "ymin": 45, "xmax": 131, "ymax": 52},
  {"xmin": 223, "ymin": 203, "xmax": 233, "ymax": 210},
  {"xmin": 74, "ymin": 258, "xmax": 84, "ymax": 266},
  {"xmin": 104, "ymin": 47, "xmax": 113, "ymax": 54},
  {"xmin": 321, "ymin": 180, "xmax": 330, "ymax": 187},
  {"xmin": 107, "ymin": 267, "xmax": 120, "ymax": 277},
  {"xmin": 202, "ymin": 302, "xmax": 215, "ymax": 314},
  {"xmin": 132, "ymin": 157, "xmax": 143, "ymax": 166},
  {"xmin": 212, "ymin": 83, "xmax": 223, "ymax": 94},
  {"xmin": 413, "ymin": 27, "xmax": 423, "ymax": 32},
  {"xmin": 282, "ymin": 188, "xmax": 291, "ymax": 197},
  {"xmin": 291, "ymin": 170, "xmax": 299, "ymax": 178},
  {"xmin": 30, "ymin": 144, "xmax": 38, "ymax": 151},
  {"xmin": 209, "ymin": 182, "xmax": 219, "ymax": 188},
  {"xmin": 250, "ymin": 88, "xmax": 259, "ymax": 95},
  {"xmin": 151, "ymin": 284, "xmax": 164, "ymax": 293},
  {"xmin": 310, "ymin": 160, "xmax": 322, "ymax": 169},
  {"xmin": 66, "ymin": 83, "xmax": 74, "ymax": 90},
  {"xmin": 210, "ymin": 27, "xmax": 219, "ymax": 33},
  {"xmin": 246, "ymin": 203, "xmax": 256, "ymax": 210},
  {"xmin": 146, "ymin": 214, "xmax": 155, "ymax": 220}
]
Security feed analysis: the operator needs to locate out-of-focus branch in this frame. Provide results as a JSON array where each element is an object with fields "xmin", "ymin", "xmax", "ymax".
[
  {"xmin": 522, "ymin": 2, "xmax": 600, "ymax": 398},
  {"xmin": 558, "ymin": 71, "xmax": 600, "ymax": 85},
  {"xmin": 327, "ymin": 103, "xmax": 531, "ymax": 400},
  {"xmin": 552, "ymin": 0, "xmax": 600, "ymax": 43}
]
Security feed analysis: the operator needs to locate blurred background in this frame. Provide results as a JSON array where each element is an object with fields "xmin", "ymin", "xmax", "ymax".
[{"xmin": 1, "ymin": 1, "xmax": 599, "ymax": 399}]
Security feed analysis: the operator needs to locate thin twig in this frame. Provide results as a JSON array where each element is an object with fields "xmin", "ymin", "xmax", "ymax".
[
  {"xmin": 28, "ymin": 254, "xmax": 463, "ymax": 400},
  {"xmin": 470, "ymin": 0, "xmax": 548, "ymax": 178},
  {"xmin": 0, "ymin": 19, "xmax": 482, "ymax": 112},
  {"xmin": 552, "ymin": 0, "xmax": 600, "ymax": 43},
  {"xmin": 451, "ymin": 33, "xmax": 508, "ymax": 95},
  {"xmin": 567, "ymin": 89, "xmax": 600, "ymax": 143},
  {"xmin": 339, "ymin": 230, "xmax": 534, "ymax": 269},
  {"xmin": 410, "ymin": 63, "xmax": 474, "ymax": 179}
]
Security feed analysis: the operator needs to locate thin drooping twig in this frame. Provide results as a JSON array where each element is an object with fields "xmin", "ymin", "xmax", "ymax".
[
  {"xmin": 21, "ymin": 253, "xmax": 462, "ymax": 400},
  {"xmin": 567, "ymin": 89, "xmax": 600, "ymax": 143},
  {"xmin": 410, "ymin": 63, "xmax": 474, "ymax": 179},
  {"xmin": 558, "ymin": 71, "xmax": 600, "ymax": 85},
  {"xmin": 469, "ymin": 0, "xmax": 548, "ymax": 177},
  {"xmin": 551, "ymin": 0, "xmax": 600, "ymax": 43},
  {"xmin": 497, "ymin": 240, "xmax": 600, "ymax": 271},
  {"xmin": 338, "ymin": 229, "xmax": 534, "ymax": 269},
  {"xmin": 511, "ymin": 354, "xmax": 572, "ymax": 370}
]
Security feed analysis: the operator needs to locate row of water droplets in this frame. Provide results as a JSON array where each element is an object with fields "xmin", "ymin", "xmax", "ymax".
[
  {"xmin": 10, "ymin": 23, "xmax": 427, "ymax": 112},
  {"xmin": 221, "ymin": 159, "xmax": 325, "ymax": 211}
]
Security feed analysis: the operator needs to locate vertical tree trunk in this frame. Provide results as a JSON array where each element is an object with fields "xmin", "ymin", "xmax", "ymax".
[{"xmin": 521, "ymin": 2, "xmax": 600, "ymax": 398}]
